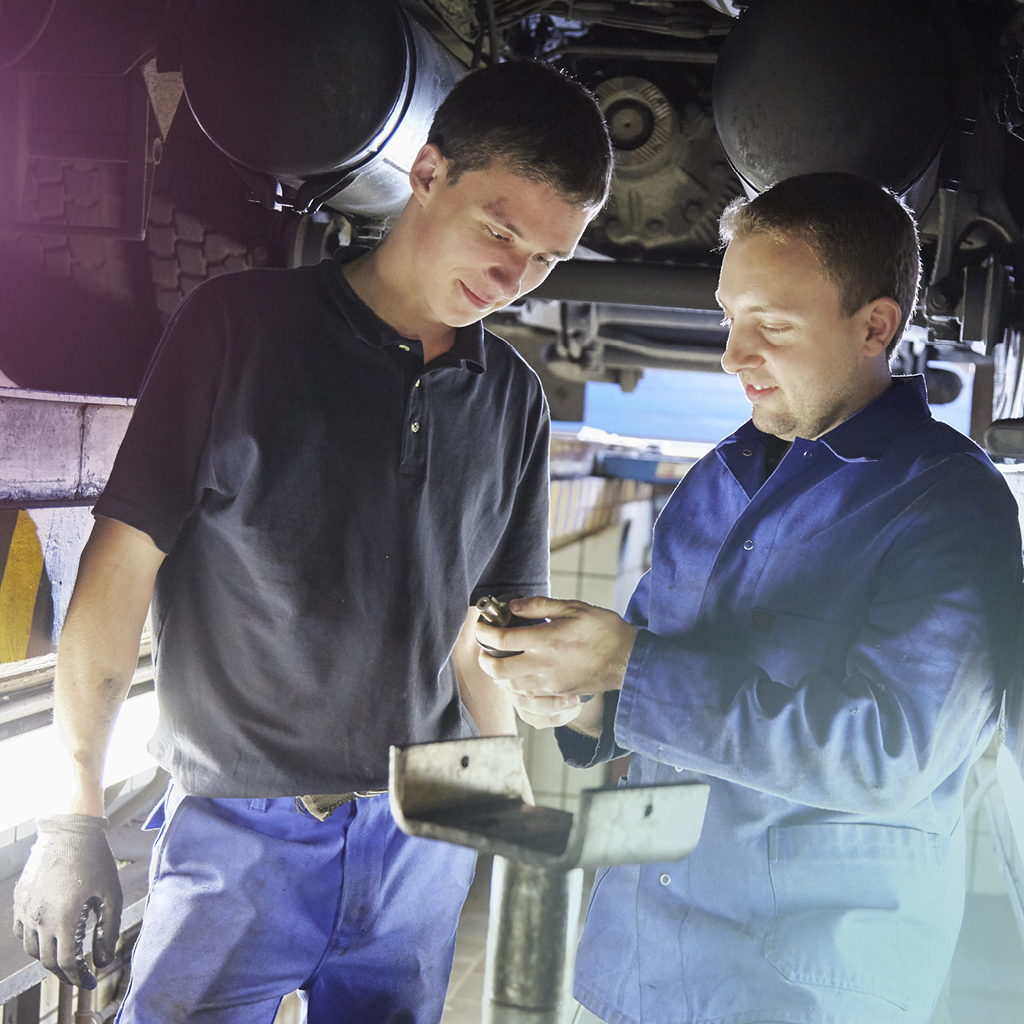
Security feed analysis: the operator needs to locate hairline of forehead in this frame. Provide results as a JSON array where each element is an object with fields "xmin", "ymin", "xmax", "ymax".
[
  {"xmin": 443, "ymin": 152, "xmax": 604, "ymax": 215},
  {"xmin": 722, "ymin": 224, "xmax": 862, "ymax": 315}
]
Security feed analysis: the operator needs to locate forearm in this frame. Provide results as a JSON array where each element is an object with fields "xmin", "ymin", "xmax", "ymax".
[
  {"xmin": 453, "ymin": 607, "xmax": 517, "ymax": 737},
  {"xmin": 454, "ymin": 606, "xmax": 537, "ymax": 801},
  {"xmin": 54, "ymin": 610, "xmax": 146, "ymax": 817},
  {"xmin": 51, "ymin": 518, "xmax": 164, "ymax": 816}
]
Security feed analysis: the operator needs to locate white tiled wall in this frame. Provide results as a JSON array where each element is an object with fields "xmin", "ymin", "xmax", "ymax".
[{"xmin": 549, "ymin": 501, "xmax": 653, "ymax": 616}]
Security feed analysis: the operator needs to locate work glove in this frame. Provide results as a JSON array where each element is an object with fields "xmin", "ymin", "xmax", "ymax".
[{"xmin": 13, "ymin": 814, "xmax": 122, "ymax": 989}]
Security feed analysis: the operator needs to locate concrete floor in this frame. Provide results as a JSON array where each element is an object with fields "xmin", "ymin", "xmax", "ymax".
[{"xmin": 439, "ymin": 857, "xmax": 490, "ymax": 1023}]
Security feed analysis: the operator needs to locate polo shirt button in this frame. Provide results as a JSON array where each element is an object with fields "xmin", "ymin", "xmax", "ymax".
[
  {"xmin": 742, "ymin": 449, "xmax": 752, "ymax": 456},
  {"xmin": 410, "ymin": 421, "xmax": 420, "ymax": 433},
  {"xmin": 399, "ymin": 343, "xmax": 410, "ymax": 351},
  {"xmin": 743, "ymin": 539, "xmax": 754, "ymax": 550},
  {"xmin": 659, "ymin": 873, "xmax": 671, "ymax": 886},
  {"xmin": 803, "ymin": 450, "xmax": 812, "ymax": 458}
]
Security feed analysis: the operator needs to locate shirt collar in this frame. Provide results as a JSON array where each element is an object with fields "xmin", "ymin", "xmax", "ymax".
[
  {"xmin": 322, "ymin": 246, "xmax": 486, "ymax": 373},
  {"xmin": 718, "ymin": 374, "xmax": 932, "ymax": 464}
]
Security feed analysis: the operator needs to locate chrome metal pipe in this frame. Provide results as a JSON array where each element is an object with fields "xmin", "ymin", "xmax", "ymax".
[{"xmin": 483, "ymin": 858, "xmax": 584, "ymax": 1024}]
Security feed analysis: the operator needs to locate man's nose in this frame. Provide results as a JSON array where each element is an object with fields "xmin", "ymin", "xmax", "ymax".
[
  {"xmin": 720, "ymin": 324, "xmax": 764, "ymax": 375},
  {"xmin": 487, "ymin": 253, "xmax": 531, "ymax": 300}
]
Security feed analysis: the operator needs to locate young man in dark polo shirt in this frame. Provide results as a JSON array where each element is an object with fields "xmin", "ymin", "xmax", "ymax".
[{"xmin": 13, "ymin": 59, "xmax": 613, "ymax": 1023}]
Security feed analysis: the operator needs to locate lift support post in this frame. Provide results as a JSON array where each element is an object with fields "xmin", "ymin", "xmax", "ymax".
[{"xmin": 389, "ymin": 736, "xmax": 709, "ymax": 1024}]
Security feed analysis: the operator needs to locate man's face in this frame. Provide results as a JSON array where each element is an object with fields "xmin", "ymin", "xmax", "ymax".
[
  {"xmin": 408, "ymin": 153, "xmax": 593, "ymax": 328},
  {"xmin": 717, "ymin": 231, "xmax": 884, "ymax": 442}
]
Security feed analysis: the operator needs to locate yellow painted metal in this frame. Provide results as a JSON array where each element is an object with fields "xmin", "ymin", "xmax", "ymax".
[{"xmin": 0, "ymin": 511, "xmax": 45, "ymax": 663}]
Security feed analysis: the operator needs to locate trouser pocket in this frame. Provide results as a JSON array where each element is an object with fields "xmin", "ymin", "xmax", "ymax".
[{"xmin": 764, "ymin": 822, "xmax": 953, "ymax": 1010}]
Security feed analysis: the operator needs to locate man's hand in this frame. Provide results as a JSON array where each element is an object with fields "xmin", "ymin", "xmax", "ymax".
[
  {"xmin": 13, "ymin": 814, "xmax": 123, "ymax": 989},
  {"xmin": 475, "ymin": 596, "xmax": 638, "ymax": 698},
  {"xmin": 508, "ymin": 692, "xmax": 587, "ymax": 730}
]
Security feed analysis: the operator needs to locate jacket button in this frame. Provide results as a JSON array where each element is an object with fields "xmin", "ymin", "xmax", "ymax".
[
  {"xmin": 659, "ymin": 873, "xmax": 671, "ymax": 886},
  {"xmin": 410, "ymin": 421, "xmax": 420, "ymax": 433},
  {"xmin": 743, "ymin": 539, "xmax": 754, "ymax": 550}
]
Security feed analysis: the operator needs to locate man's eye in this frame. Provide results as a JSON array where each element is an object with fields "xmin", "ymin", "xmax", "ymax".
[
  {"xmin": 487, "ymin": 226, "xmax": 510, "ymax": 242},
  {"xmin": 535, "ymin": 254, "xmax": 554, "ymax": 266},
  {"xmin": 762, "ymin": 324, "xmax": 790, "ymax": 335}
]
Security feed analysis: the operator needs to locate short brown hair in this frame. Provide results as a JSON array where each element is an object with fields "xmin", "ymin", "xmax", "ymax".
[
  {"xmin": 427, "ymin": 59, "xmax": 613, "ymax": 210},
  {"xmin": 719, "ymin": 173, "xmax": 921, "ymax": 358}
]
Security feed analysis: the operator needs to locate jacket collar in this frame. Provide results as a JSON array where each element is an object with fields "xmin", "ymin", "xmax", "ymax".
[{"xmin": 719, "ymin": 375, "xmax": 932, "ymax": 463}]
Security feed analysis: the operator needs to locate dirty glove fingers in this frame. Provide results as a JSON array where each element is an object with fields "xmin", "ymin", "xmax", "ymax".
[
  {"xmin": 22, "ymin": 922, "xmax": 41, "ymax": 962},
  {"xmin": 37, "ymin": 930, "xmax": 78, "ymax": 990},
  {"xmin": 49, "ymin": 944, "xmax": 82, "ymax": 991},
  {"xmin": 12, "ymin": 814, "xmax": 119, "ymax": 989},
  {"xmin": 63, "ymin": 898, "xmax": 103, "ymax": 988},
  {"xmin": 91, "ymin": 893, "xmax": 121, "ymax": 969}
]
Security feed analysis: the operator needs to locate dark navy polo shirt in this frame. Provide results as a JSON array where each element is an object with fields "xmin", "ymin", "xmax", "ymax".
[{"xmin": 95, "ymin": 249, "xmax": 550, "ymax": 796}]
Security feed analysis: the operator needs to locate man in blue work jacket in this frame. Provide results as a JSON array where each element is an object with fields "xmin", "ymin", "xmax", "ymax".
[{"xmin": 476, "ymin": 172, "xmax": 1023, "ymax": 1024}]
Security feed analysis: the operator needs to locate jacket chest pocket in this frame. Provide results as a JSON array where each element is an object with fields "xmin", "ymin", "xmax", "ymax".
[{"xmin": 741, "ymin": 606, "xmax": 850, "ymax": 681}]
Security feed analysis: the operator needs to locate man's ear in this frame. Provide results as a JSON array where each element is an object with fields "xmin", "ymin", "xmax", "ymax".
[
  {"xmin": 861, "ymin": 297, "xmax": 902, "ymax": 358},
  {"xmin": 409, "ymin": 143, "xmax": 447, "ymax": 204}
]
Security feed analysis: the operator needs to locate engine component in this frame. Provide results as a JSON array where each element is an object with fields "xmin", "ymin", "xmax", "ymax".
[
  {"xmin": 287, "ymin": 213, "xmax": 353, "ymax": 271},
  {"xmin": 0, "ymin": 0, "xmax": 57, "ymax": 71},
  {"xmin": 890, "ymin": 331, "xmax": 964, "ymax": 406},
  {"xmin": 585, "ymin": 75, "xmax": 740, "ymax": 257},
  {"xmin": 180, "ymin": 0, "xmax": 465, "ymax": 217},
  {"xmin": 0, "ymin": 0, "xmax": 167, "ymax": 76},
  {"xmin": 985, "ymin": 418, "xmax": 1024, "ymax": 457},
  {"xmin": 508, "ymin": 298, "xmax": 728, "ymax": 392},
  {"xmin": 531, "ymin": 258, "xmax": 720, "ymax": 308},
  {"xmin": 712, "ymin": 0, "xmax": 958, "ymax": 194},
  {"xmin": 961, "ymin": 257, "xmax": 1013, "ymax": 354},
  {"xmin": 700, "ymin": 0, "xmax": 744, "ymax": 16}
]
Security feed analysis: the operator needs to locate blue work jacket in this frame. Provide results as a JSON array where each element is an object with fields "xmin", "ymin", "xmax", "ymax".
[{"xmin": 559, "ymin": 376, "xmax": 1023, "ymax": 1024}]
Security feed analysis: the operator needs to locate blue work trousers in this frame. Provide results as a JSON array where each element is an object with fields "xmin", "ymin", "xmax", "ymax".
[{"xmin": 116, "ymin": 783, "xmax": 476, "ymax": 1024}]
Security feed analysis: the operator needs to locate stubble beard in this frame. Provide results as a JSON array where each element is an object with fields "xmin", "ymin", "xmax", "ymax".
[
  {"xmin": 751, "ymin": 387, "xmax": 849, "ymax": 443},
  {"xmin": 751, "ymin": 403, "xmax": 799, "ymax": 442}
]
